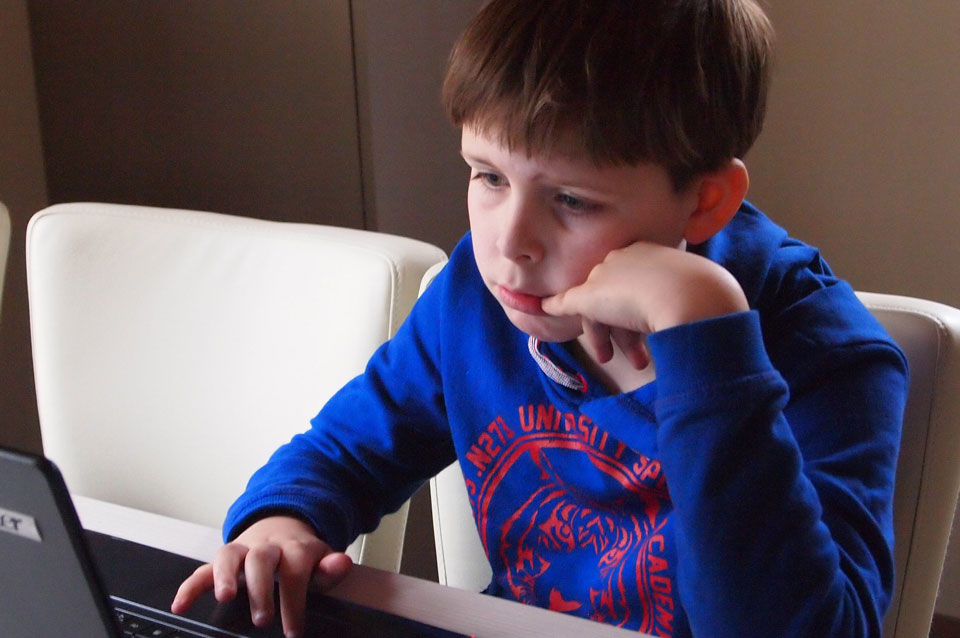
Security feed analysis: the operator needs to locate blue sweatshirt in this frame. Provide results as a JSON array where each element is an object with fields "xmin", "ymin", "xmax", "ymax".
[{"xmin": 225, "ymin": 202, "xmax": 907, "ymax": 637}]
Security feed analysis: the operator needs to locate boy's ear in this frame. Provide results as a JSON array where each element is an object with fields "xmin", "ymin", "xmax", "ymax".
[{"xmin": 683, "ymin": 159, "xmax": 749, "ymax": 245}]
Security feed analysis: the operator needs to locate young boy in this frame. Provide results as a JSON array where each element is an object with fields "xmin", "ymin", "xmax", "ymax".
[{"xmin": 173, "ymin": 1, "xmax": 907, "ymax": 637}]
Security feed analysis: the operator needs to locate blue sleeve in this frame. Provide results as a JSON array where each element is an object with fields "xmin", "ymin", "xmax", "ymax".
[
  {"xmin": 647, "ymin": 304, "xmax": 906, "ymax": 636},
  {"xmin": 222, "ymin": 268, "xmax": 457, "ymax": 550}
]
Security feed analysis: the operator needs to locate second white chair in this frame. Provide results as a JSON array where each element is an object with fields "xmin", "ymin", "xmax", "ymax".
[
  {"xmin": 27, "ymin": 202, "xmax": 447, "ymax": 572},
  {"xmin": 0, "ymin": 202, "xmax": 10, "ymax": 321}
]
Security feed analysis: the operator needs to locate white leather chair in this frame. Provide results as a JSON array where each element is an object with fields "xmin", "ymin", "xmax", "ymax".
[
  {"xmin": 0, "ymin": 202, "xmax": 10, "ymax": 320},
  {"xmin": 27, "ymin": 202, "xmax": 447, "ymax": 572},
  {"xmin": 429, "ymin": 289, "xmax": 960, "ymax": 638},
  {"xmin": 858, "ymin": 293, "xmax": 960, "ymax": 638}
]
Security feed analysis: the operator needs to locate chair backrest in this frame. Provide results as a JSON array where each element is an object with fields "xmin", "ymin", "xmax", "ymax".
[
  {"xmin": 27, "ymin": 203, "xmax": 447, "ymax": 572},
  {"xmin": 0, "ymin": 202, "xmax": 10, "ymax": 320},
  {"xmin": 429, "ymin": 289, "xmax": 960, "ymax": 637}
]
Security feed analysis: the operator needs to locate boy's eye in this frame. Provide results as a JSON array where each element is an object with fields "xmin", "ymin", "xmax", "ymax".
[
  {"xmin": 473, "ymin": 172, "xmax": 506, "ymax": 188},
  {"xmin": 555, "ymin": 192, "xmax": 598, "ymax": 213}
]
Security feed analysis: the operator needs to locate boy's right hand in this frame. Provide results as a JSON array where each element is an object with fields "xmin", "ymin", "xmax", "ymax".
[{"xmin": 171, "ymin": 515, "xmax": 353, "ymax": 638}]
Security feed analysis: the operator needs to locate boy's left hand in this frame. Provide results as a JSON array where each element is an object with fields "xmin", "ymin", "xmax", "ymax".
[{"xmin": 541, "ymin": 242, "xmax": 748, "ymax": 368}]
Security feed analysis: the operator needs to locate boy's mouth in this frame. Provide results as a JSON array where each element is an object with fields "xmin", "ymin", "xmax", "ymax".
[{"xmin": 496, "ymin": 285, "xmax": 546, "ymax": 315}]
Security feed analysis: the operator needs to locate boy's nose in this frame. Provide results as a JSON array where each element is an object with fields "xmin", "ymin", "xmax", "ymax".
[{"xmin": 497, "ymin": 199, "xmax": 544, "ymax": 263}]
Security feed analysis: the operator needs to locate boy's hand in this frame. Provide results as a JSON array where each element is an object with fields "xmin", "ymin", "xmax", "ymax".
[
  {"xmin": 542, "ymin": 242, "xmax": 748, "ymax": 367},
  {"xmin": 171, "ymin": 515, "xmax": 352, "ymax": 638}
]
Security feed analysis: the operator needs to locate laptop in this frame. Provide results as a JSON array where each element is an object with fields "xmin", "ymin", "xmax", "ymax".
[{"xmin": 0, "ymin": 446, "xmax": 471, "ymax": 637}]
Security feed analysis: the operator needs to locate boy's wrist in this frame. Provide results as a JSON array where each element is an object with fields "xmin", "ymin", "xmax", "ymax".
[
  {"xmin": 648, "ymin": 256, "xmax": 749, "ymax": 333},
  {"xmin": 648, "ymin": 310, "xmax": 773, "ymax": 398}
]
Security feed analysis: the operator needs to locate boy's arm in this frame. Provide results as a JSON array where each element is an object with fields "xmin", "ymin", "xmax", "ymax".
[
  {"xmin": 650, "ymin": 309, "xmax": 904, "ymax": 636},
  {"xmin": 544, "ymin": 241, "xmax": 906, "ymax": 636}
]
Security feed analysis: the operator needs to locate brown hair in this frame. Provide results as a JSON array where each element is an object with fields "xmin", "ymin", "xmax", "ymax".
[{"xmin": 443, "ymin": 0, "xmax": 775, "ymax": 190}]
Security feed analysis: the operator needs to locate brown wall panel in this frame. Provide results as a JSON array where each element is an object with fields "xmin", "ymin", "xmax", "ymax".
[
  {"xmin": 351, "ymin": 0, "xmax": 481, "ymax": 253},
  {"xmin": 0, "ymin": 0, "xmax": 49, "ymax": 455},
  {"xmin": 29, "ymin": 1, "xmax": 363, "ymax": 226}
]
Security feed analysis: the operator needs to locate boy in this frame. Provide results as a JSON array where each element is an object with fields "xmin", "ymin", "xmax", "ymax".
[{"xmin": 173, "ymin": 1, "xmax": 907, "ymax": 637}]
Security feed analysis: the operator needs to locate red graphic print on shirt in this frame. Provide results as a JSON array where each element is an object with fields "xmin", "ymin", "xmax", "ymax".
[{"xmin": 462, "ymin": 404, "xmax": 677, "ymax": 637}]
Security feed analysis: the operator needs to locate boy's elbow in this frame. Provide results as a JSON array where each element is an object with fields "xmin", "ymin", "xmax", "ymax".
[{"xmin": 800, "ymin": 561, "xmax": 890, "ymax": 638}]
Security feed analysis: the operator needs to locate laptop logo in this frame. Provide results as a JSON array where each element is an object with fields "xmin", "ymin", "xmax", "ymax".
[{"xmin": 0, "ymin": 506, "xmax": 42, "ymax": 542}]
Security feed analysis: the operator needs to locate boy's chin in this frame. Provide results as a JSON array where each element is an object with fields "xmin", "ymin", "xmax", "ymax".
[{"xmin": 503, "ymin": 307, "xmax": 581, "ymax": 343}]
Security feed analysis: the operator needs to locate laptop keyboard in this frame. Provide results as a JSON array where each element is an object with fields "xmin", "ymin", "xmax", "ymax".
[{"xmin": 115, "ymin": 607, "xmax": 214, "ymax": 638}]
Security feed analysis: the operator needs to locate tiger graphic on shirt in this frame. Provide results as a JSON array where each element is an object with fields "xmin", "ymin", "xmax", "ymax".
[{"xmin": 461, "ymin": 403, "xmax": 677, "ymax": 637}]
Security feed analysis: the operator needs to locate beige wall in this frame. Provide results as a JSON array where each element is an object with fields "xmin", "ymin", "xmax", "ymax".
[
  {"xmin": 0, "ymin": 0, "xmax": 48, "ymax": 454},
  {"xmin": 748, "ymin": 2, "xmax": 960, "ymax": 308}
]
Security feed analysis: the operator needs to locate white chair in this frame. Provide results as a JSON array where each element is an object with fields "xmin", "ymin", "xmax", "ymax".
[
  {"xmin": 429, "ymin": 289, "xmax": 960, "ymax": 638},
  {"xmin": 27, "ymin": 202, "xmax": 447, "ymax": 572},
  {"xmin": 0, "ymin": 202, "xmax": 10, "ymax": 320},
  {"xmin": 857, "ymin": 293, "xmax": 960, "ymax": 638}
]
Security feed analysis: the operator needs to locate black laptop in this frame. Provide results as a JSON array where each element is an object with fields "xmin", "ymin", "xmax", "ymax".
[{"xmin": 0, "ymin": 446, "xmax": 470, "ymax": 637}]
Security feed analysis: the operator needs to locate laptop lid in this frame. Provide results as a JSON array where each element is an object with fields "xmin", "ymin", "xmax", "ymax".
[{"xmin": 0, "ymin": 446, "xmax": 120, "ymax": 636}]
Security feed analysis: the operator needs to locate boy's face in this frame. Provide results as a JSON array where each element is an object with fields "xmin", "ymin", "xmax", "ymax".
[{"xmin": 462, "ymin": 126, "xmax": 699, "ymax": 343}]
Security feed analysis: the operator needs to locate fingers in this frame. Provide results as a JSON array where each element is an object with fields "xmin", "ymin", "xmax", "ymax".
[
  {"xmin": 581, "ymin": 322, "xmax": 650, "ymax": 370},
  {"xmin": 581, "ymin": 319, "xmax": 614, "ymax": 364},
  {"xmin": 541, "ymin": 288, "xmax": 577, "ymax": 318},
  {"xmin": 275, "ymin": 542, "xmax": 351, "ymax": 638},
  {"xmin": 171, "ymin": 542, "xmax": 250, "ymax": 614},
  {"xmin": 171, "ymin": 563, "xmax": 215, "ymax": 614},
  {"xmin": 276, "ymin": 542, "xmax": 317, "ymax": 638},
  {"xmin": 247, "ymin": 538, "xmax": 350, "ymax": 638},
  {"xmin": 313, "ymin": 552, "xmax": 353, "ymax": 590},
  {"xmin": 244, "ymin": 544, "xmax": 282, "ymax": 627},
  {"xmin": 611, "ymin": 327, "xmax": 650, "ymax": 370},
  {"xmin": 170, "ymin": 517, "xmax": 349, "ymax": 638},
  {"xmin": 212, "ymin": 543, "xmax": 249, "ymax": 601}
]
